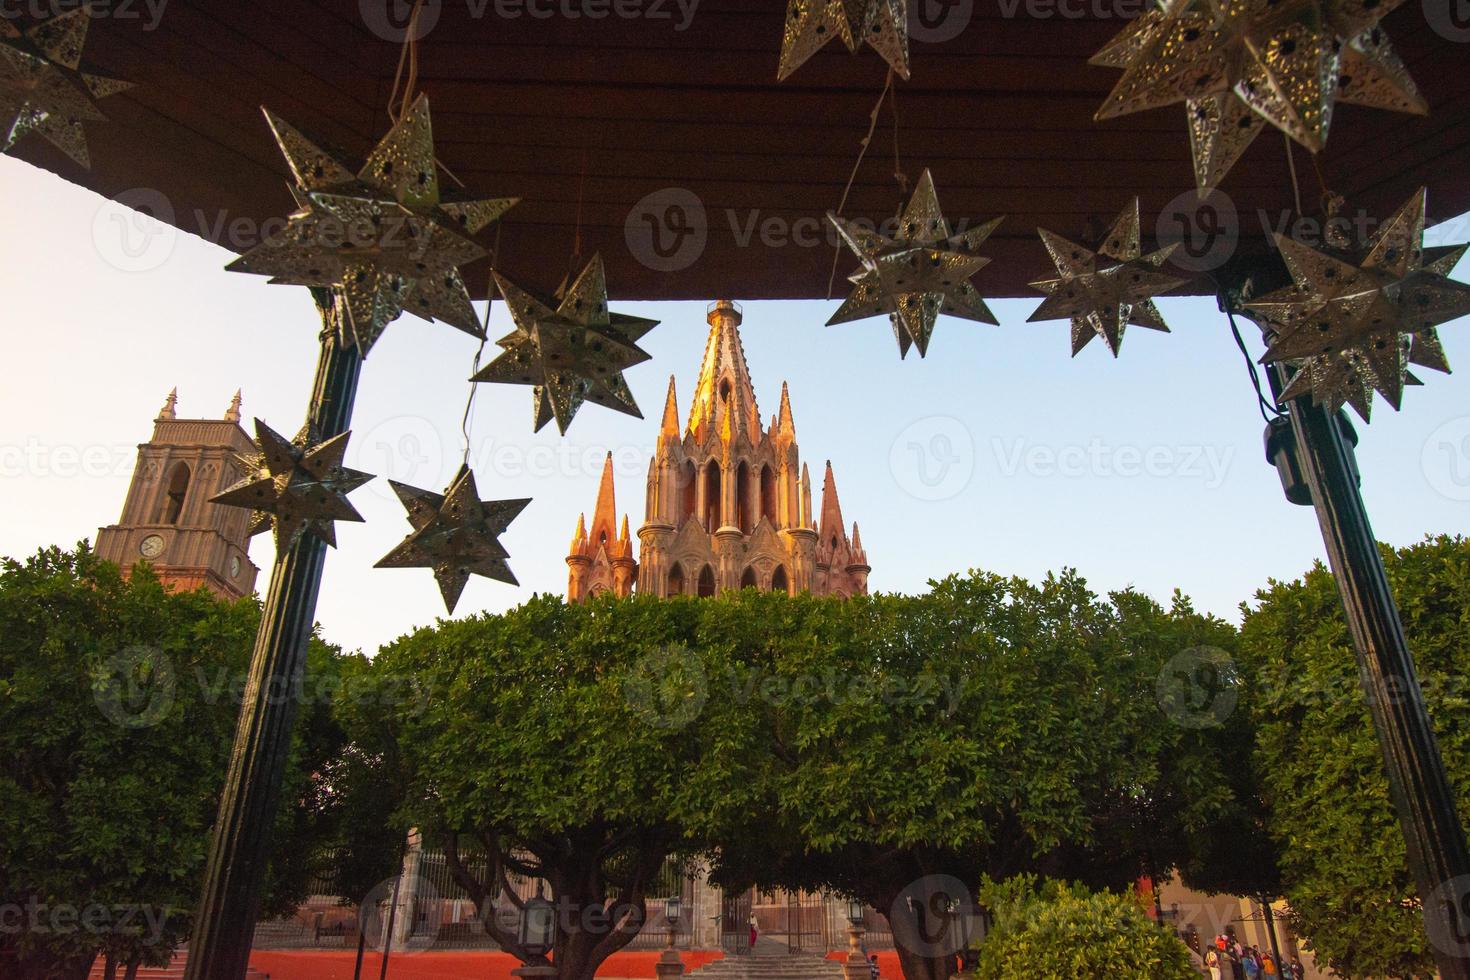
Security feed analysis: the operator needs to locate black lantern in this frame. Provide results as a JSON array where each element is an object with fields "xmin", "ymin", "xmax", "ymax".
[
  {"xmin": 1265, "ymin": 411, "xmax": 1360, "ymax": 507},
  {"xmin": 848, "ymin": 899, "xmax": 865, "ymax": 926},
  {"xmin": 666, "ymin": 895, "xmax": 682, "ymax": 926},
  {"xmin": 519, "ymin": 883, "xmax": 557, "ymax": 959}
]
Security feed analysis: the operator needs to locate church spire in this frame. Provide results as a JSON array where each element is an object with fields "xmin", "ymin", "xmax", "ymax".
[
  {"xmin": 224, "ymin": 389, "xmax": 243, "ymax": 423},
  {"xmin": 158, "ymin": 387, "xmax": 178, "ymax": 420},
  {"xmin": 590, "ymin": 452, "xmax": 618, "ymax": 551},
  {"xmin": 777, "ymin": 381, "xmax": 796, "ymax": 437},
  {"xmin": 659, "ymin": 375, "xmax": 680, "ymax": 440},
  {"xmin": 819, "ymin": 461, "xmax": 849, "ymax": 548},
  {"xmin": 687, "ymin": 300, "xmax": 760, "ymax": 445}
]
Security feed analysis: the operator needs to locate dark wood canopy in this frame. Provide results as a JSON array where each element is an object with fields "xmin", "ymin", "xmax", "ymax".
[{"xmin": 15, "ymin": 0, "xmax": 1470, "ymax": 298}]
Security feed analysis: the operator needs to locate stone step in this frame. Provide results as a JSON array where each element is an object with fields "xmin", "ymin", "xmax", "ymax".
[{"xmin": 85, "ymin": 952, "xmax": 270, "ymax": 979}]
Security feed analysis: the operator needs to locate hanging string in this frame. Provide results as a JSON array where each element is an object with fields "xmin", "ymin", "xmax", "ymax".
[
  {"xmin": 384, "ymin": 0, "xmax": 466, "ymax": 188},
  {"xmin": 461, "ymin": 221, "xmax": 504, "ymax": 468},
  {"xmin": 572, "ymin": 147, "xmax": 589, "ymax": 266},
  {"xmin": 1283, "ymin": 132, "xmax": 1304, "ymax": 221},
  {"xmin": 826, "ymin": 68, "xmax": 896, "ymax": 299},
  {"xmin": 888, "ymin": 79, "xmax": 909, "ymax": 203}
]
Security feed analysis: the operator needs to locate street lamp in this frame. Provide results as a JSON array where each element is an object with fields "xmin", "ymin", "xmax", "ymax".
[
  {"xmin": 657, "ymin": 895, "xmax": 685, "ymax": 980},
  {"xmin": 843, "ymin": 898, "xmax": 868, "ymax": 980},
  {"xmin": 519, "ymin": 885, "xmax": 557, "ymax": 963}
]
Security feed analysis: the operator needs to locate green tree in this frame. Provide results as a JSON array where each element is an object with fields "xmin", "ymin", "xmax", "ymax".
[
  {"xmin": 0, "ymin": 545, "xmax": 350, "ymax": 980},
  {"xmin": 1239, "ymin": 534, "xmax": 1470, "ymax": 978},
  {"xmin": 706, "ymin": 574, "xmax": 1242, "ymax": 980},
  {"xmin": 973, "ymin": 876, "xmax": 1197, "ymax": 980},
  {"xmin": 349, "ymin": 592, "xmax": 766, "ymax": 980}
]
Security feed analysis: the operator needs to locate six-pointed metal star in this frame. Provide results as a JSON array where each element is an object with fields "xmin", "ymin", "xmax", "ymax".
[
  {"xmin": 226, "ymin": 94, "xmax": 518, "ymax": 354},
  {"xmin": 827, "ymin": 169, "xmax": 1003, "ymax": 358},
  {"xmin": 1, "ymin": 8, "xmax": 132, "ymax": 168},
  {"xmin": 472, "ymin": 254, "xmax": 659, "ymax": 434},
  {"xmin": 1091, "ymin": 0, "xmax": 1426, "ymax": 193},
  {"xmin": 1245, "ymin": 189, "xmax": 1470, "ymax": 420},
  {"xmin": 778, "ymin": 0, "xmax": 910, "ymax": 80},
  {"xmin": 1028, "ymin": 198, "xmax": 1187, "ymax": 357},
  {"xmin": 212, "ymin": 420, "xmax": 375, "ymax": 552},
  {"xmin": 376, "ymin": 466, "xmax": 531, "ymax": 612}
]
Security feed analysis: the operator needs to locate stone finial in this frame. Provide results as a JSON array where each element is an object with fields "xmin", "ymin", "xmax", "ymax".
[
  {"xmin": 157, "ymin": 387, "xmax": 178, "ymax": 420},
  {"xmin": 224, "ymin": 389, "xmax": 243, "ymax": 423}
]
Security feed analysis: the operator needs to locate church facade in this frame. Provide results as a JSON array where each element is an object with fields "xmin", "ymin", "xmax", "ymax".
[
  {"xmin": 94, "ymin": 389, "xmax": 260, "ymax": 600},
  {"xmin": 567, "ymin": 300, "xmax": 869, "ymax": 601}
]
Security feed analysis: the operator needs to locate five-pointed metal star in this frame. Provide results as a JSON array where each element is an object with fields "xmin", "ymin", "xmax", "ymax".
[
  {"xmin": 778, "ymin": 0, "xmax": 909, "ymax": 81},
  {"xmin": 376, "ymin": 465, "xmax": 530, "ymax": 612},
  {"xmin": 212, "ymin": 420, "xmax": 374, "ymax": 551},
  {"xmin": 827, "ymin": 169, "xmax": 1002, "ymax": 358},
  {"xmin": 1244, "ymin": 188, "xmax": 1470, "ymax": 420},
  {"xmin": 472, "ymin": 254, "xmax": 659, "ymax": 434},
  {"xmin": 1027, "ymin": 198, "xmax": 1187, "ymax": 356},
  {"xmin": 1091, "ymin": 0, "xmax": 1425, "ymax": 193},
  {"xmin": 1, "ymin": 8, "xmax": 132, "ymax": 168},
  {"xmin": 227, "ymin": 94, "xmax": 517, "ymax": 354}
]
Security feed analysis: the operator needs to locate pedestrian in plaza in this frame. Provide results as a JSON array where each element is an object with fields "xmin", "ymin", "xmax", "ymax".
[
  {"xmin": 868, "ymin": 953, "xmax": 880, "ymax": 980},
  {"xmin": 748, "ymin": 914, "xmax": 758, "ymax": 949},
  {"xmin": 1290, "ymin": 957, "xmax": 1306, "ymax": 980},
  {"xmin": 1242, "ymin": 947, "xmax": 1261, "ymax": 980},
  {"xmin": 1205, "ymin": 945, "xmax": 1223, "ymax": 980},
  {"xmin": 1261, "ymin": 950, "xmax": 1278, "ymax": 976}
]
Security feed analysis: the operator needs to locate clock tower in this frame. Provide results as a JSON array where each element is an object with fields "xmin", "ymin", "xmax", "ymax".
[{"xmin": 95, "ymin": 389, "xmax": 260, "ymax": 600}]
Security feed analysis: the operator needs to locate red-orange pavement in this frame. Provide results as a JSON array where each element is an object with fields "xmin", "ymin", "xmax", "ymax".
[
  {"xmin": 248, "ymin": 950, "xmax": 726, "ymax": 980},
  {"xmin": 823, "ymin": 951, "xmax": 902, "ymax": 978}
]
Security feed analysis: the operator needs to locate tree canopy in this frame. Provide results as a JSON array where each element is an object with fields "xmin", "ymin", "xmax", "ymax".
[
  {"xmin": 0, "ymin": 545, "xmax": 355, "ymax": 980},
  {"xmin": 1239, "ymin": 534, "xmax": 1470, "ymax": 978}
]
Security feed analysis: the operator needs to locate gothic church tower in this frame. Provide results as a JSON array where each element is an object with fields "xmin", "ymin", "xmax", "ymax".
[
  {"xmin": 95, "ymin": 389, "xmax": 260, "ymax": 600},
  {"xmin": 567, "ymin": 300, "xmax": 869, "ymax": 599}
]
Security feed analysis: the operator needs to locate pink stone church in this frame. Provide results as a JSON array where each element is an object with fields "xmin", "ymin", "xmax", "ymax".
[{"xmin": 566, "ymin": 300, "xmax": 870, "ymax": 601}]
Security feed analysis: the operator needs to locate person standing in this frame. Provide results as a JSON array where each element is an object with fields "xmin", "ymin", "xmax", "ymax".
[
  {"xmin": 1205, "ymin": 946, "xmax": 1223, "ymax": 980},
  {"xmin": 748, "ymin": 914, "xmax": 758, "ymax": 950}
]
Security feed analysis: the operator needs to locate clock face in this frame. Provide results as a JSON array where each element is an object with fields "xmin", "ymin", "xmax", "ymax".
[
  {"xmin": 230, "ymin": 556, "xmax": 242, "ymax": 579},
  {"xmin": 139, "ymin": 534, "xmax": 165, "ymax": 560}
]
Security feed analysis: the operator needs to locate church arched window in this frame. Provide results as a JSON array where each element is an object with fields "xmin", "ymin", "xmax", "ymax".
[
  {"xmin": 736, "ymin": 462, "xmax": 751, "ymax": 534},
  {"xmin": 760, "ymin": 465, "xmax": 777, "ymax": 526},
  {"xmin": 771, "ymin": 565, "xmax": 790, "ymax": 595},
  {"xmin": 668, "ymin": 563, "xmax": 685, "ymax": 596},
  {"xmin": 679, "ymin": 460, "xmax": 697, "ymax": 524},
  {"xmin": 704, "ymin": 461, "xmax": 721, "ymax": 530},
  {"xmin": 697, "ymin": 564, "xmax": 716, "ymax": 597},
  {"xmin": 160, "ymin": 462, "xmax": 191, "ymax": 525},
  {"xmin": 740, "ymin": 566, "xmax": 757, "ymax": 590}
]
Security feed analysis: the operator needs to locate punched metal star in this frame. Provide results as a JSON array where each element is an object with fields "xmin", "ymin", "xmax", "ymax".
[
  {"xmin": 376, "ymin": 465, "xmax": 530, "ymax": 612},
  {"xmin": 1028, "ymin": 198, "xmax": 1187, "ymax": 357},
  {"xmin": 1091, "ymin": 0, "xmax": 1426, "ymax": 193},
  {"xmin": 212, "ymin": 420, "xmax": 374, "ymax": 551},
  {"xmin": 827, "ymin": 169, "xmax": 1002, "ymax": 358},
  {"xmin": 1244, "ymin": 188, "xmax": 1470, "ymax": 420},
  {"xmin": 1, "ymin": 8, "xmax": 132, "ymax": 168},
  {"xmin": 472, "ymin": 254, "xmax": 659, "ymax": 434},
  {"xmin": 778, "ymin": 0, "xmax": 909, "ymax": 81},
  {"xmin": 227, "ymin": 94, "xmax": 517, "ymax": 354}
]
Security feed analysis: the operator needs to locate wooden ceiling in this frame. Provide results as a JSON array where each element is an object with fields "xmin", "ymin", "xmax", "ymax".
[{"xmin": 17, "ymin": 0, "xmax": 1470, "ymax": 299}]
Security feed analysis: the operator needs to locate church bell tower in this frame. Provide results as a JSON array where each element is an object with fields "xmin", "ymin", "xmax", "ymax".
[{"xmin": 94, "ymin": 389, "xmax": 260, "ymax": 600}]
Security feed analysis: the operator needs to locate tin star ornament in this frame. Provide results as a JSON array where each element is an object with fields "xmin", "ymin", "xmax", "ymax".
[
  {"xmin": 1028, "ymin": 199, "xmax": 1187, "ymax": 356},
  {"xmin": 376, "ymin": 465, "xmax": 530, "ymax": 612},
  {"xmin": 227, "ymin": 95, "xmax": 517, "ymax": 354},
  {"xmin": 1245, "ymin": 189, "xmax": 1470, "ymax": 420},
  {"xmin": 1091, "ymin": 0, "xmax": 1426, "ymax": 193},
  {"xmin": 827, "ymin": 169, "xmax": 1002, "ymax": 358},
  {"xmin": 212, "ymin": 420, "xmax": 374, "ymax": 551},
  {"xmin": 472, "ymin": 254, "xmax": 659, "ymax": 434},
  {"xmin": 778, "ymin": 0, "xmax": 910, "ymax": 81},
  {"xmin": 1, "ymin": 8, "xmax": 132, "ymax": 168}
]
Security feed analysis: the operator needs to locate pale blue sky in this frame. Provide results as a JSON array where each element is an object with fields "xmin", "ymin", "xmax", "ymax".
[{"xmin": 2, "ymin": 154, "xmax": 1467, "ymax": 654}]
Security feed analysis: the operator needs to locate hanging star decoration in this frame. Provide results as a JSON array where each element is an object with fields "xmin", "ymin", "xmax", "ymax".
[
  {"xmin": 778, "ymin": 0, "xmax": 910, "ymax": 81},
  {"xmin": 1090, "ymin": 0, "xmax": 1427, "ymax": 193},
  {"xmin": 1027, "ymin": 198, "xmax": 1187, "ymax": 357},
  {"xmin": 826, "ymin": 169, "xmax": 1002, "ymax": 358},
  {"xmin": 471, "ymin": 253, "xmax": 659, "ymax": 434},
  {"xmin": 1244, "ymin": 188, "xmax": 1470, "ymax": 420},
  {"xmin": 212, "ymin": 420, "xmax": 374, "ymax": 551},
  {"xmin": 1, "ymin": 8, "xmax": 132, "ymax": 168},
  {"xmin": 227, "ymin": 94, "xmax": 517, "ymax": 354},
  {"xmin": 376, "ymin": 465, "xmax": 530, "ymax": 612}
]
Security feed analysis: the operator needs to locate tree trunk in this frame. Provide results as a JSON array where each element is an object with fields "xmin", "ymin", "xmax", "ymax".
[
  {"xmin": 123, "ymin": 959, "xmax": 142, "ymax": 980},
  {"xmin": 104, "ymin": 952, "xmax": 119, "ymax": 980},
  {"xmin": 892, "ymin": 943, "xmax": 954, "ymax": 980}
]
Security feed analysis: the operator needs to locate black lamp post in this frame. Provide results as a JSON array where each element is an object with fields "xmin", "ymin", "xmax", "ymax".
[
  {"xmin": 847, "ymin": 899, "xmax": 865, "ymax": 927},
  {"xmin": 842, "ymin": 899, "xmax": 869, "ymax": 980},
  {"xmin": 519, "ymin": 885, "xmax": 558, "ymax": 964},
  {"xmin": 657, "ymin": 895, "xmax": 686, "ymax": 980}
]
